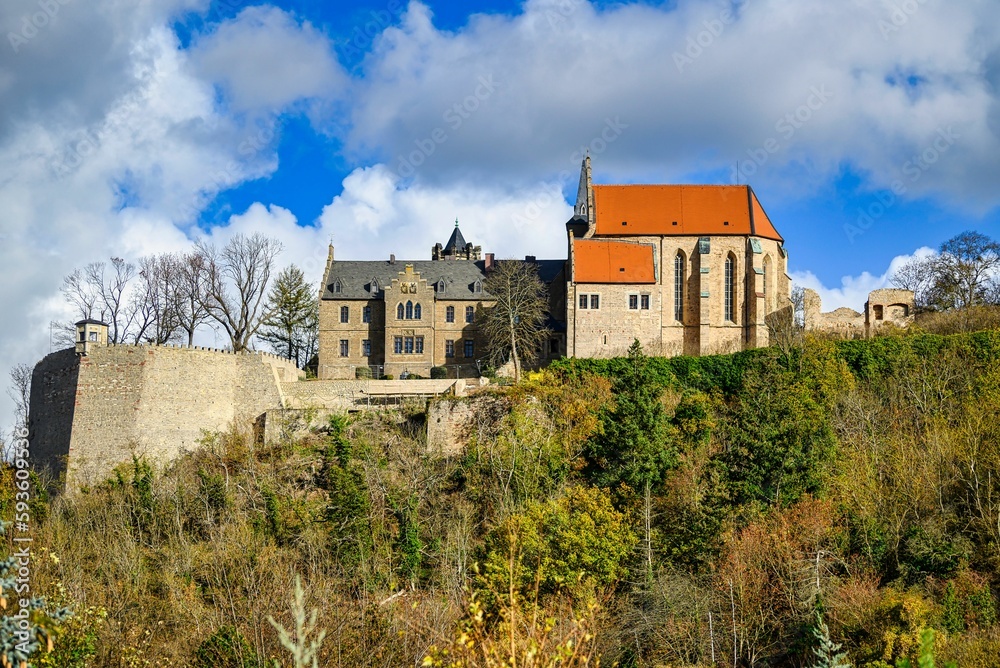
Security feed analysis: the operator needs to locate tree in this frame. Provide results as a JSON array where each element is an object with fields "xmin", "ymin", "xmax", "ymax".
[
  {"xmin": 196, "ymin": 233, "xmax": 283, "ymax": 352},
  {"xmin": 257, "ymin": 265, "xmax": 318, "ymax": 368},
  {"xmin": 7, "ymin": 363, "xmax": 32, "ymax": 434},
  {"xmin": 134, "ymin": 253, "xmax": 183, "ymax": 345},
  {"xmin": 479, "ymin": 260, "xmax": 549, "ymax": 382},
  {"xmin": 59, "ymin": 257, "xmax": 142, "ymax": 344},
  {"xmin": 176, "ymin": 251, "xmax": 212, "ymax": 346},
  {"xmin": 891, "ymin": 232, "xmax": 1000, "ymax": 311}
]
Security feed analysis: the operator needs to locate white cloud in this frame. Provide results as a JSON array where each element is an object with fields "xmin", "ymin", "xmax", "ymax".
[
  {"xmin": 189, "ymin": 6, "xmax": 348, "ymax": 113},
  {"xmin": 344, "ymin": 0, "xmax": 1000, "ymax": 208}
]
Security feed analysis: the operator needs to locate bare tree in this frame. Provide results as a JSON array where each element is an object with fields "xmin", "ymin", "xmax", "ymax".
[
  {"xmin": 890, "ymin": 255, "xmax": 937, "ymax": 311},
  {"xmin": 197, "ymin": 233, "xmax": 284, "ymax": 352},
  {"xmin": 479, "ymin": 260, "xmax": 549, "ymax": 383},
  {"xmin": 177, "ymin": 251, "xmax": 212, "ymax": 346},
  {"xmin": 60, "ymin": 268, "xmax": 99, "ymax": 320},
  {"xmin": 7, "ymin": 363, "xmax": 32, "ymax": 433},
  {"xmin": 134, "ymin": 254, "xmax": 183, "ymax": 344}
]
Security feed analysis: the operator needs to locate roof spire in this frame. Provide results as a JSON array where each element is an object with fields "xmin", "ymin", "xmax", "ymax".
[{"xmin": 455, "ymin": 218, "xmax": 460, "ymax": 227}]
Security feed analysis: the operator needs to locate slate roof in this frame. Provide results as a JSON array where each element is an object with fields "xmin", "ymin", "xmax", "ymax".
[
  {"xmin": 322, "ymin": 259, "xmax": 566, "ymax": 301},
  {"xmin": 444, "ymin": 224, "xmax": 467, "ymax": 253}
]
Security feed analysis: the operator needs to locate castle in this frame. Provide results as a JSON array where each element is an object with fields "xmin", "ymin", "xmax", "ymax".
[
  {"xmin": 30, "ymin": 158, "xmax": 914, "ymax": 490},
  {"xmin": 318, "ymin": 157, "xmax": 799, "ymax": 378}
]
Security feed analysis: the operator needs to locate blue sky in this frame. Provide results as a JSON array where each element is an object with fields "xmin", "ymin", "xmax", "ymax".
[{"xmin": 1, "ymin": 0, "xmax": 999, "ymax": 431}]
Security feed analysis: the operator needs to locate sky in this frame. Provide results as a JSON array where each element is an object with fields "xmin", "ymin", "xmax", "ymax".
[{"xmin": 1, "ymin": 0, "xmax": 999, "ymax": 431}]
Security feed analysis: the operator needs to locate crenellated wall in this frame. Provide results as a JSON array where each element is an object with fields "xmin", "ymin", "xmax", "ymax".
[{"xmin": 29, "ymin": 344, "xmax": 302, "ymax": 490}]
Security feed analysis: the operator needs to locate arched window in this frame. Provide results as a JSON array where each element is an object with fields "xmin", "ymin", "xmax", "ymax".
[
  {"xmin": 762, "ymin": 256, "xmax": 771, "ymax": 311},
  {"xmin": 724, "ymin": 254, "xmax": 736, "ymax": 323},
  {"xmin": 397, "ymin": 303, "xmax": 404, "ymax": 320},
  {"xmin": 674, "ymin": 251, "xmax": 685, "ymax": 323},
  {"xmin": 333, "ymin": 279, "xmax": 342, "ymax": 294},
  {"xmin": 474, "ymin": 280, "xmax": 483, "ymax": 294},
  {"xmin": 370, "ymin": 278, "xmax": 379, "ymax": 294},
  {"xmin": 405, "ymin": 301, "xmax": 414, "ymax": 319},
  {"xmin": 414, "ymin": 303, "xmax": 422, "ymax": 320}
]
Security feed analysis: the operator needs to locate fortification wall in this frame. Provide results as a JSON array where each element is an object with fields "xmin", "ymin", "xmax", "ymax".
[
  {"xmin": 803, "ymin": 288, "xmax": 915, "ymax": 338},
  {"xmin": 29, "ymin": 344, "xmax": 301, "ymax": 490}
]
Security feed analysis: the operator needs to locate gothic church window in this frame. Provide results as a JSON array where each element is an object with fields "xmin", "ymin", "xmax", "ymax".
[
  {"xmin": 725, "ymin": 254, "xmax": 736, "ymax": 323},
  {"xmin": 674, "ymin": 252, "xmax": 685, "ymax": 322},
  {"xmin": 397, "ymin": 303, "xmax": 404, "ymax": 320}
]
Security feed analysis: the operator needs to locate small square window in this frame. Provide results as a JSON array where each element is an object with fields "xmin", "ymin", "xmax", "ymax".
[
  {"xmin": 641, "ymin": 294, "xmax": 650, "ymax": 310},
  {"xmin": 590, "ymin": 294, "xmax": 600, "ymax": 310},
  {"xmin": 629, "ymin": 295, "xmax": 638, "ymax": 310},
  {"xmin": 88, "ymin": 331, "xmax": 98, "ymax": 342},
  {"xmin": 339, "ymin": 340, "xmax": 349, "ymax": 357}
]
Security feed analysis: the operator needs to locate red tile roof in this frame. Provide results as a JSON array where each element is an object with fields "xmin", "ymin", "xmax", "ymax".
[
  {"xmin": 573, "ymin": 239, "xmax": 656, "ymax": 284},
  {"xmin": 592, "ymin": 185, "xmax": 783, "ymax": 242}
]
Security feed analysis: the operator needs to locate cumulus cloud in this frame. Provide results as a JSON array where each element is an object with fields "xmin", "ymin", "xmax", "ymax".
[
  {"xmin": 189, "ymin": 6, "xmax": 348, "ymax": 112},
  {"xmin": 344, "ymin": 0, "xmax": 1000, "ymax": 208}
]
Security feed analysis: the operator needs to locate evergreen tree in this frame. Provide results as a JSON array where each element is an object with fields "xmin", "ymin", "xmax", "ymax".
[{"xmin": 258, "ymin": 265, "xmax": 318, "ymax": 368}]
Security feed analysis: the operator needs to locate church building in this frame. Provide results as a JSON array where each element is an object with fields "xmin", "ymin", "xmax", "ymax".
[{"xmin": 317, "ymin": 158, "xmax": 791, "ymax": 378}]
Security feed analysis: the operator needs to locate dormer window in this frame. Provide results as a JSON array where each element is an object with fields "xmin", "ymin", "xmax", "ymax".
[
  {"xmin": 333, "ymin": 279, "xmax": 343, "ymax": 294},
  {"xmin": 437, "ymin": 280, "xmax": 446, "ymax": 293},
  {"xmin": 473, "ymin": 280, "xmax": 483, "ymax": 294},
  {"xmin": 370, "ymin": 278, "xmax": 379, "ymax": 293}
]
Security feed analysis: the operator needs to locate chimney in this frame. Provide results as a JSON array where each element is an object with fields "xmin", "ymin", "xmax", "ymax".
[
  {"xmin": 485, "ymin": 253, "xmax": 495, "ymax": 272},
  {"xmin": 525, "ymin": 255, "xmax": 536, "ymax": 263},
  {"xmin": 390, "ymin": 254, "xmax": 395, "ymax": 264}
]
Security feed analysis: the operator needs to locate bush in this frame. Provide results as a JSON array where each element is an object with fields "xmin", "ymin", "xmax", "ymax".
[
  {"xmin": 382, "ymin": 374, "xmax": 394, "ymax": 380},
  {"xmin": 355, "ymin": 366, "xmax": 372, "ymax": 379},
  {"xmin": 193, "ymin": 625, "xmax": 260, "ymax": 668},
  {"xmin": 430, "ymin": 366, "xmax": 448, "ymax": 379}
]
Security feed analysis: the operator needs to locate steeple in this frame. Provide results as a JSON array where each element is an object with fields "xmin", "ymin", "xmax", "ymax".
[
  {"xmin": 574, "ymin": 155, "xmax": 592, "ymax": 220},
  {"xmin": 432, "ymin": 219, "xmax": 481, "ymax": 261},
  {"xmin": 444, "ymin": 219, "xmax": 467, "ymax": 253}
]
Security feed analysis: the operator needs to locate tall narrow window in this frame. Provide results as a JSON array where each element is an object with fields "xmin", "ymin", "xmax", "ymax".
[
  {"xmin": 393, "ymin": 336, "xmax": 403, "ymax": 354},
  {"xmin": 590, "ymin": 294, "xmax": 600, "ymax": 309},
  {"xmin": 363, "ymin": 306, "xmax": 371, "ymax": 323},
  {"xmin": 464, "ymin": 340, "xmax": 474, "ymax": 358},
  {"xmin": 762, "ymin": 256, "xmax": 771, "ymax": 311},
  {"xmin": 404, "ymin": 337, "xmax": 414, "ymax": 354},
  {"xmin": 397, "ymin": 303, "xmax": 404, "ymax": 320},
  {"xmin": 465, "ymin": 306, "xmax": 474, "ymax": 323},
  {"xmin": 674, "ymin": 252, "xmax": 685, "ymax": 322},
  {"xmin": 446, "ymin": 306, "xmax": 455, "ymax": 323},
  {"xmin": 406, "ymin": 301, "xmax": 413, "ymax": 319},
  {"xmin": 579, "ymin": 294, "xmax": 588, "ymax": 310},
  {"xmin": 445, "ymin": 340, "xmax": 455, "ymax": 357},
  {"xmin": 339, "ymin": 340, "xmax": 349, "ymax": 357},
  {"xmin": 415, "ymin": 336, "xmax": 424, "ymax": 354},
  {"xmin": 629, "ymin": 294, "xmax": 638, "ymax": 310},
  {"xmin": 362, "ymin": 339, "xmax": 371, "ymax": 356},
  {"xmin": 725, "ymin": 255, "xmax": 735, "ymax": 323},
  {"xmin": 414, "ymin": 303, "xmax": 422, "ymax": 320},
  {"xmin": 340, "ymin": 306, "xmax": 349, "ymax": 323}
]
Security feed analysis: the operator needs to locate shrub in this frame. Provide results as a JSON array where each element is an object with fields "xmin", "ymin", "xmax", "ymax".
[
  {"xmin": 430, "ymin": 366, "xmax": 448, "ymax": 379},
  {"xmin": 193, "ymin": 625, "xmax": 260, "ymax": 668},
  {"xmin": 355, "ymin": 366, "xmax": 372, "ymax": 379}
]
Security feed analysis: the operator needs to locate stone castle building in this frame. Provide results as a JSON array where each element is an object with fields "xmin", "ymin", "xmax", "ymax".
[{"xmin": 318, "ymin": 157, "xmax": 795, "ymax": 376}]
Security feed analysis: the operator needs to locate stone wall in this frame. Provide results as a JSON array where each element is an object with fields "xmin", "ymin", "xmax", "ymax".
[
  {"xmin": 803, "ymin": 288, "xmax": 915, "ymax": 337},
  {"xmin": 29, "ymin": 344, "xmax": 301, "ymax": 490}
]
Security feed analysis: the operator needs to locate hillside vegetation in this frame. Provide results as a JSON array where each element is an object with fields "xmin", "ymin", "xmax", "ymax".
[{"xmin": 6, "ymin": 327, "xmax": 1000, "ymax": 667}]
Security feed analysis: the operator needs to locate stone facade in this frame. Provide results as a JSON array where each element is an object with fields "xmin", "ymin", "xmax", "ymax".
[
  {"xmin": 29, "ymin": 343, "xmax": 302, "ymax": 490},
  {"xmin": 803, "ymin": 287, "xmax": 915, "ymax": 337}
]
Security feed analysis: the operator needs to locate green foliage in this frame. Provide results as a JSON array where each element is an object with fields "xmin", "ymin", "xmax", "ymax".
[
  {"xmin": 810, "ymin": 613, "xmax": 851, "ymax": 668},
  {"xmin": 477, "ymin": 486, "xmax": 637, "ymax": 606},
  {"xmin": 258, "ymin": 264, "xmax": 318, "ymax": 369},
  {"xmin": 194, "ymin": 625, "xmax": 260, "ymax": 668},
  {"xmin": 430, "ymin": 366, "xmax": 448, "ymax": 379},
  {"xmin": 583, "ymin": 341, "xmax": 677, "ymax": 493},
  {"xmin": 355, "ymin": 366, "xmax": 373, "ymax": 379},
  {"xmin": 894, "ymin": 628, "xmax": 956, "ymax": 668},
  {"xmin": 393, "ymin": 496, "xmax": 423, "ymax": 582},
  {"xmin": 197, "ymin": 468, "xmax": 230, "ymax": 515}
]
